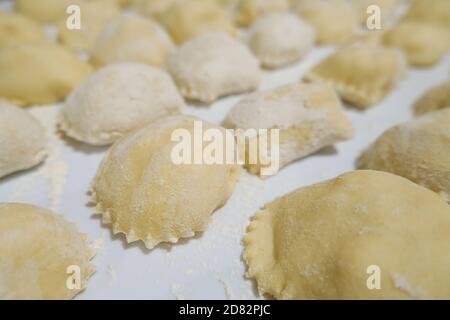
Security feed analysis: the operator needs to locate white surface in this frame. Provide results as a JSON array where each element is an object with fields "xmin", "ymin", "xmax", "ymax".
[{"xmin": 1, "ymin": 1, "xmax": 449, "ymax": 300}]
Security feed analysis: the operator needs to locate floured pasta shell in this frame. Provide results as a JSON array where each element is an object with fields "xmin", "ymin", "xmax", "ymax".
[
  {"xmin": 296, "ymin": 0, "xmax": 358, "ymax": 44},
  {"xmin": 224, "ymin": 83, "xmax": 354, "ymax": 175},
  {"xmin": 59, "ymin": 63, "xmax": 184, "ymax": 146},
  {"xmin": 247, "ymin": 13, "xmax": 315, "ymax": 68},
  {"xmin": 158, "ymin": 0, "xmax": 237, "ymax": 45},
  {"xmin": 15, "ymin": 0, "xmax": 82, "ymax": 23},
  {"xmin": 58, "ymin": 0, "xmax": 120, "ymax": 52},
  {"xmin": 235, "ymin": 0, "xmax": 289, "ymax": 27},
  {"xmin": 167, "ymin": 32, "xmax": 261, "ymax": 103},
  {"xmin": 90, "ymin": 15, "xmax": 175, "ymax": 68},
  {"xmin": 358, "ymin": 109, "xmax": 450, "ymax": 200},
  {"xmin": 91, "ymin": 115, "xmax": 241, "ymax": 249},
  {"xmin": 382, "ymin": 21, "xmax": 450, "ymax": 67},
  {"xmin": 304, "ymin": 43, "xmax": 406, "ymax": 109},
  {"xmin": 0, "ymin": 102, "xmax": 47, "ymax": 179},
  {"xmin": 244, "ymin": 170, "xmax": 450, "ymax": 299},
  {"xmin": 403, "ymin": 0, "xmax": 450, "ymax": 29},
  {"xmin": 0, "ymin": 43, "xmax": 92, "ymax": 106},
  {"xmin": 413, "ymin": 82, "xmax": 450, "ymax": 116},
  {"xmin": 0, "ymin": 13, "xmax": 49, "ymax": 49},
  {"xmin": 0, "ymin": 203, "xmax": 95, "ymax": 300},
  {"xmin": 134, "ymin": 0, "xmax": 177, "ymax": 19}
]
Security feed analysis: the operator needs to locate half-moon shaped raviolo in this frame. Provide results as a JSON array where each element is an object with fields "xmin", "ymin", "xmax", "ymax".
[
  {"xmin": 244, "ymin": 170, "xmax": 450, "ymax": 299},
  {"xmin": 235, "ymin": 0, "xmax": 289, "ymax": 27},
  {"xmin": 357, "ymin": 109, "xmax": 450, "ymax": 201},
  {"xmin": 91, "ymin": 115, "xmax": 241, "ymax": 249},
  {"xmin": 0, "ymin": 13, "xmax": 49, "ymax": 49},
  {"xmin": 0, "ymin": 43, "xmax": 92, "ymax": 106},
  {"xmin": 90, "ymin": 15, "xmax": 175, "ymax": 68},
  {"xmin": 413, "ymin": 82, "xmax": 450, "ymax": 116},
  {"xmin": 167, "ymin": 32, "xmax": 261, "ymax": 103},
  {"xmin": 0, "ymin": 102, "xmax": 47, "ymax": 179},
  {"xmin": 224, "ymin": 83, "xmax": 354, "ymax": 175},
  {"xmin": 0, "ymin": 203, "xmax": 95, "ymax": 300},
  {"xmin": 58, "ymin": 63, "xmax": 184, "ymax": 146},
  {"xmin": 158, "ymin": 0, "xmax": 237, "ymax": 45},
  {"xmin": 247, "ymin": 13, "xmax": 315, "ymax": 69}
]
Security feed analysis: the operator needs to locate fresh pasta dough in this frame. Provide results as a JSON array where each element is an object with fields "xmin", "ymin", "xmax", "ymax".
[
  {"xmin": 223, "ymin": 83, "xmax": 354, "ymax": 174},
  {"xmin": 403, "ymin": 0, "xmax": 450, "ymax": 29},
  {"xmin": 296, "ymin": 0, "xmax": 358, "ymax": 44},
  {"xmin": 158, "ymin": 0, "xmax": 236, "ymax": 45},
  {"xmin": 358, "ymin": 109, "xmax": 450, "ymax": 200},
  {"xmin": 235, "ymin": 0, "xmax": 289, "ymax": 27},
  {"xmin": 0, "ymin": 102, "xmax": 47, "ymax": 179},
  {"xmin": 167, "ymin": 32, "xmax": 261, "ymax": 103},
  {"xmin": 0, "ymin": 203, "xmax": 95, "ymax": 299},
  {"xmin": 90, "ymin": 15, "xmax": 175, "ymax": 68},
  {"xmin": 382, "ymin": 21, "xmax": 450, "ymax": 67},
  {"xmin": 244, "ymin": 170, "xmax": 450, "ymax": 299},
  {"xmin": 0, "ymin": 13, "xmax": 49, "ymax": 49},
  {"xmin": 59, "ymin": 63, "xmax": 184, "ymax": 146},
  {"xmin": 134, "ymin": 0, "xmax": 176, "ymax": 19},
  {"xmin": 0, "ymin": 43, "xmax": 92, "ymax": 106},
  {"xmin": 58, "ymin": 0, "xmax": 120, "ymax": 52},
  {"xmin": 247, "ymin": 13, "xmax": 315, "ymax": 68},
  {"xmin": 304, "ymin": 43, "xmax": 406, "ymax": 109},
  {"xmin": 15, "ymin": 0, "xmax": 81, "ymax": 23},
  {"xmin": 91, "ymin": 115, "xmax": 240, "ymax": 249},
  {"xmin": 413, "ymin": 82, "xmax": 450, "ymax": 116}
]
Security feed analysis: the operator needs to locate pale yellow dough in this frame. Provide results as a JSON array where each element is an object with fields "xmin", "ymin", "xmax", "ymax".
[
  {"xmin": 244, "ymin": 170, "xmax": 450, "ymax": 299},
  {"xmin": 0, "ymin": 43, "xmax": 92, "ymax": 106},
  {"xmin": 168, "ymin": 32, "xmax": 261, "ymax": 103},
  {"xmin": 91, "ymin": 115, "xmax": 240, "ymax": 249},
  {"xmin": 358, "ymin": 109, "xmax": 450, "ymax": 201},
  {"xmin": 348, "ymin": 0, "xmax": 401, "ymax": 26},
  {"xmin": 59, "ymin": 63, "xmax": 184, "ymax": 146},
  {"xmin": 296, "ymin": 0, "xmax": 358, "ymax": 44},
  {"xmin": 58, "ymin": 0, "xmax": 121, "ymax": 52},
  {"xmin": 235, "ymin": 0, "xmax": 289, "ymax": 27},
  {"xmin": 413, "ymin": 82, "xmax": 450, "ymax": 116},
  {"xmin": 403, "ymin": 0, "xmax": 450, "ymax": 29},
  {"xmin": 0, "ymin": 102, "xmax": 47, "ymax": 179},
  {"xmin": 382, "ymin": 21, "xmax": 450, "ymax": 67},
  {"xmin": 134, "ymin": 0, "xmax": 177, "ymax": 19},
  {"xmin": 0, "ymin": 203, "xmax": 95, "ymax": 300},
  {"xmin": 0, "ymin": 13, "xmax": 49, "ymax": 49},
  {"xmin": 90, "ymin": 15, "xmax": 175, "ymax": 68},
  {"xmin": 304, "ymin": 43, "xmax": 406, "ymax": 109},
  {"xmin": 15, "ymin": 0, "xmax": 82, "ymax": 23},
  {"xmin": 224, "ymin": 83, "xmax": 354, "ymax": 174},
  {"xmin": 158, "ymin": 0, "xmax": 237, "ymax": 44}
]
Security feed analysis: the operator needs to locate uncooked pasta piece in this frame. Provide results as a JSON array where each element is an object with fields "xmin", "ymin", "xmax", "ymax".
[
  {"xmin": 0, "ymin": 43, "xmax": 92, "ymax": 106},
  {"xmin": 91, "ymin": 115, "xmax": 240, "ymax": 249},
  {"xmin": 304, "ymin": 43, "xmax": 406, "ymax": 109},
  {"xmin": 0, "ymin": 203, "xmax": 95, "ymax": 299},
  {"xmin": 15, "ymin": 0, "xmax": 82, "ymax": 23},
  {"xmin": 59, "ymin": 63, "xmax": 184, "ymax": 146},
  {"xmin": 235, "ymin": 0, "xmax": 289, "ymax": 27},
  {"xmin": 244, "ymin": 170, "xmax": 450, "ymax": 299},
  {"xmin": 158, "ymin": 0, "xmax": 237, "ymax": 44},
  {"xmin": 296, "ymin": 0, "xmax": 358, "ymax": 44},
  {"xmin": 223, "ymin": 83, "xmax": 354, "ymax": 175},
  {"xmin": 167, "ymin": 32, "xmax": 261, "ymax": 103},
  {"xmin": 247, "ymin": 13, "xmax": 315, "ymax": 68},
  {"xmin": 413, "ymin": 82, "xmax": 450, "ymax": 115},
  {"xmin": 90, "ymin": 15, "xmax": 175, "ymax": 68},
  {"xmin": 403, "ymin": 0, "xmax": 450, "ymax": 29},
  {"xmin": 134, "ymin": 0, "xmax": 176, "ymax": 19},
  {"xmin": 358, "ymin": 109, "xmax": 450, "ymax": 200},
  {"xmin": 0, "ymin": 13, "xmax": 49, "ymax": 49},
  {"xmin": 382, "ymin": 21, "xmax": 450, "ymax": 67},
  {"xmin": 0, "ymin": 102, "xmax": 47, "ymax": 179},
  {"xmin": 58, "ymin": 0, "xmax": 120, "ymax": 52}
]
